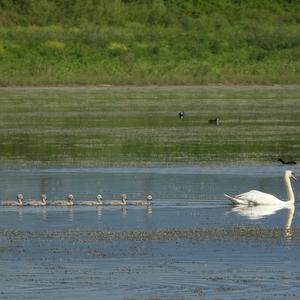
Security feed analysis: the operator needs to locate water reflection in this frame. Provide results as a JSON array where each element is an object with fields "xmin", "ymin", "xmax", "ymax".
[
  {"xmin": 230, "ymin": 205, "xmax": 295, "ymax": 239},
  {"xmin": 67, "ymin": 206, "xmax": 74, "ymax": 222},
  {"xmin": 121, "ymin": 207, "xmax": 128, "ymax": 216},
  {"xmin": 230, "ymin": 205, "xmax": 284, "ymax": 220},
  {"xmin": 147, "ymin": 205, "xmax": 153, "ymax": 216},
  {"xmin": 41, "ymin": 206, "xmax": 47, "ymax": 220},
  {"xmin": 284, "ymin": 206, "xmax": 295, "ymax": 240},
  {"xmin": 96, "ymin": 206, "xmax": 102, "ymax": 223},
  {"xmin": 18, "ymin": 207, "xmax": 23, "ymax": 221}
]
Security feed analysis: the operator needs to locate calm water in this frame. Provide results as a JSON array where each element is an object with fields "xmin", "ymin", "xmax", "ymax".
[{"xmin": 0, "ymin": 165, "xmax": 300, "ymax": 299}]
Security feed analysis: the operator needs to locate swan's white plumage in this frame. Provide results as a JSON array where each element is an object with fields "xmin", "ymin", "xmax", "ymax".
[
  {"xmin": 225, "ymin": 190, "xmax": 284, "ymax": 205},
  {"xmin": 224, "ymin": 170, "xmax": 297, "ymax": 206}
]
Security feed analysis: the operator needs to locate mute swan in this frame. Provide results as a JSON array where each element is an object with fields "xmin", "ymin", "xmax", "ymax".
[
  {"xmin": 28, "ymin": 194, "xmax": 47, "ymax": 206},
  {"xmin": 51, "ymin": 194, "xmax": 74, "ymax": 206},
  {"xmin": 132, "ymin": 194, "xmax": 153, "ymax": 206},
  {"xmin": 109, "ymin": 194, "xmax": 127, "ymax": 206},
  {"xmin": 224, "ymin": 170, "xmax": 297, "ymax": 206},
  {"xmin": 1, "ymin": 193, "xmax": 24, "ymax": 206},
  {"xmin": 80, "ymin": 194, "xmax": 103, "ymax": 206}
]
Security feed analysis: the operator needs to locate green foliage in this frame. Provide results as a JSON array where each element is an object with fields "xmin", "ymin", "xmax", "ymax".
[{"xmin": 0, "ymin": 0, "xmax": 299, "ymax": 85}]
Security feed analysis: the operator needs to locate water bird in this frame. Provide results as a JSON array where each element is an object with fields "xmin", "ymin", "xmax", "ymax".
[
  {"xmin": 109, "ymin": 193, "xmax": 127, "ymax": 206},
  {"xmin": 51, "ymin": 194, "xmax": 74, "ymax": 206},
  {"xmin": 278, "ymin": 158, "xmax": 297, "ymax": 165},
  {"xmin": 132, "ymin": 194, "xmax": 153, "ymax": 206},
  {"xmin": 224, "ymin": 170, "xmax": 297, "ymax": 206},
  {"xmin": 178, "ymin": 111, "xmax": 185, "ymax": 120},
  {"xmin": 80, "ymin": 194, "xmax": 103, "ymax": 206},
  {"xmin": 28, "ymin": 194, "xmax": 47, "ymax": 206},
  {"xmin": 1, "ymin": 193, "xmax": 24, "ymax": 206},
  {"xmin": 208, "ymin": 118, "xmax": 220, "ymax": 125}
]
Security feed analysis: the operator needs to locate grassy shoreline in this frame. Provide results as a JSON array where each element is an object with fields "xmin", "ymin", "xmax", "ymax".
[{"xmin": 0, "ymin": 85, "xmax": 299, "ymax": 167}]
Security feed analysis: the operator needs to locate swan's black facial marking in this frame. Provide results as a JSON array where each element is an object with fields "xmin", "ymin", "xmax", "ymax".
[{"xmin": 291, "ymin": 172, "xmax": 297, "ymax": 181}]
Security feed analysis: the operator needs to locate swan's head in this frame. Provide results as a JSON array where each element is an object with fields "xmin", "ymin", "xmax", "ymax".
[
  {"xmin": 285, "ymin": 170, "xmax": 297, "ymax": 181},
  {"xmin": 41, "ymin": 194, "xmax": 47, "ymax": 201},
  {"xmin": 120, "ymin": 193, "xmax": 127, "ymax": 199},
  {"xmin": 146, "ymin": 194, "xmax": 153, "ymax": 201},
  {"xmin": 67, "ymin": 194, "xmax": 74, "ymax": 201},
  {"xmin": 17, "ymin": 193, "xmax": 24, "ymax": 201},
  {"xmin": 96, "ymin": 194, "xmax": 103, "ymax": 203}
]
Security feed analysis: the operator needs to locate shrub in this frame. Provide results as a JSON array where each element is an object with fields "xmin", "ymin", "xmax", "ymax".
[
  {"xmin": 107, "ymin": 42, "xmax": 128, "ymax": 56},
  {"xmin": 43, "ymin": 40, "xmax": 65, "ymax": 51},
  {"xmin": 0, "ymin": 42, "xmax": 6, "ymax": 56}
]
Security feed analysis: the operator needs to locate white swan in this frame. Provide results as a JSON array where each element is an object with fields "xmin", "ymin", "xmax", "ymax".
[
  {"xmin": 131, "ymin": 194, "xmax": 153, "ymax": 206},
  {"xmin": 224, "ymin": 170, "xmax": 297, "ymax": 206},
  {"xmin": 80, "ymin": 194, "xmax": 103, "ymax": 206},
  {"xmin": 28, "ymin": 194, "xmax": 47, "ymax": 206},
  {"xmin": 51, "ymin": 194, "xmax": 74, "ymax": 206},
  {"xmin": 109, "ymin": 193, "xmax": 127, "ymax": 206},
  {"xmin": 1, "ymin": 193, "xmax": 24, "ymax": 206}
]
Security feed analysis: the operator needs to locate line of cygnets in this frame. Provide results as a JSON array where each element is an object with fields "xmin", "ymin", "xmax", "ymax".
[{"xmin": 0, "ymin": 193, "xmax": 153, "ymax": 207}]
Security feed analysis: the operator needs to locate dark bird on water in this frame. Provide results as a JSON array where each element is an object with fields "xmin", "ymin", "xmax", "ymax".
[
  {"xmin": 178, "ymin": 111, "xmax": 185, "ymax": 120},
  {"xmin": 278, "ymin": 158, "xmax": 297, "ymax": 165},
  {"xmin": 208, "ymin": 117, "xmax": 220, "ymax": 126}
]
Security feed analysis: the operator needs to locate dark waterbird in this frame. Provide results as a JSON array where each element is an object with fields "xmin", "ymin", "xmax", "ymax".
[
  {"xmin": 208, "ymin": 117, "xmax": 220, "ymax": 125},
  {"xmin": 278, "ymin": 158, "xmax": 297, "ymax": 165},
  {"xmin": 178, "ymin": 111, "xmax": 185, "ymax": 120}
]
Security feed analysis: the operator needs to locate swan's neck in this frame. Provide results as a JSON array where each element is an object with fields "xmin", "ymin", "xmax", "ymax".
[{"xmin": 285, "ymin": 175, "xmax": 295, "ymax": 204}]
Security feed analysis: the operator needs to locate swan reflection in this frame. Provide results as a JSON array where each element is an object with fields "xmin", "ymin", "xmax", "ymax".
[
  {"xmin": 284, "ymin": 206, "xmax": 295, "ymax": 240},
  {"xmin": 230, "ymin": 205, "xmax": 295, "ymax": 239},
  {"xmin": 147, "ymin": 205, "xmax": 153, "ymax": 216},
  {"xmin": 67, "ymin": 206, "xmax": 74, "ymax": 222},
  {"xmin": 231, "ymin": 205, "xmax": 284, "ymax": 220},
  {"xmin": 121, "ymin": 207, "xmax": 128, "ymax": 216},
  {"xmin": 96, "ymin": 206, "xmax": 102, "ymax": 223}
]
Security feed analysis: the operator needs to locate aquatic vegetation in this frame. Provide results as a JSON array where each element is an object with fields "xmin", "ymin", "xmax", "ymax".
[
  {"xmin": 0, "ymin": 227, "xmax": 298, "ymax": 243},
  {"xmin": 0, "ymin": 86, "xmax": 299, "ymax": 166}
]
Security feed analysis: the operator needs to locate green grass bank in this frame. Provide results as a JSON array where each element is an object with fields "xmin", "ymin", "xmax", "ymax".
[
  {"xmin": 0, "ymin": 85, "xmax": 299, "ymax": 167},
  {"xmin": 0, "ymin": 0, "xmax": 300, "ymax": 85}
]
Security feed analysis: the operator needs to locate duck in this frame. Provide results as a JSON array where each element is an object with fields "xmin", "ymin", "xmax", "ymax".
[
  {"xmin": 208, "ymin": 117, "xmax": 220, "ymax": 126},
  {"xmin": 80, "ymin": 194, "xmax": 103, "ymax": 206},
  {"xmin": 178, "ymin": 111, "xmax": 185, "ymax": 120},
  {"xmin": 1, "ymin": 193, "xmax": 24, "ymax": 206},
  {"xmin": 224, "ymin": 170, "xmax": 297, "ymax": 206},
  {"xmin": 278, "ymin": 158, "xmax": 297, "ymax": 165},
  {"xmin": 131, "ymin": 194, "xmax": 153, "ymax": 206},
  {"xmin": 51, "ymin": 194, "xmax": 74, "ymax": 206},
  {"xmin": 109, "ymin": 193, "xmax": 127, "ymax": 206},
  {"xmin": 28, "ymin": 194, "xmax": 47, "ymax": 206}
]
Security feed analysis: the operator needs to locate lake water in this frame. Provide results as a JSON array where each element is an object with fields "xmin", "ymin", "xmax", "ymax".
[{"xmin": 0, "ymin": 165, "xmax": 300, "ymax": 299}]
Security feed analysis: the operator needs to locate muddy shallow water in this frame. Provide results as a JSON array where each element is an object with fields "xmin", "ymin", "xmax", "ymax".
[{"xmin": 0, "ymin": 165, "xmax": 300, "ymax": 299}]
